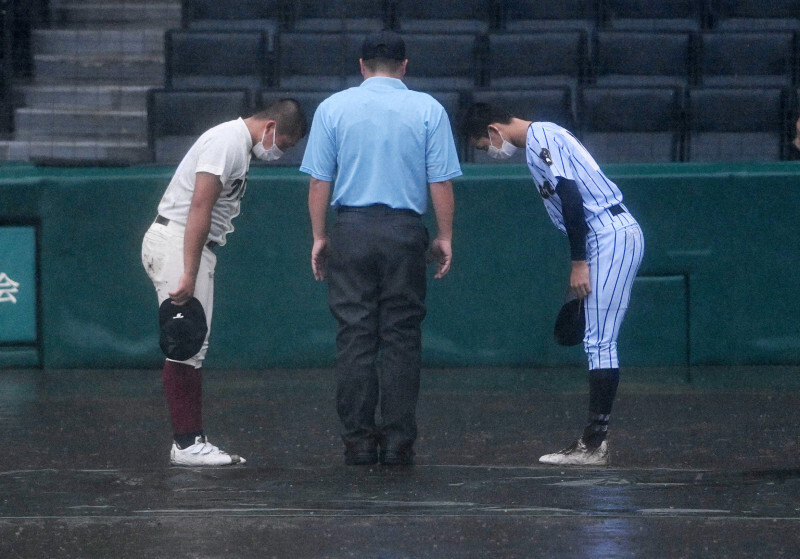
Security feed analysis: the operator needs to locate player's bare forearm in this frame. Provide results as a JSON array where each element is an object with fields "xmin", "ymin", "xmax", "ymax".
[
  {"xmin": 429, "ymin": 180, "xmax": 454, "ymax": 278},
  {"xmin": 171, "ymin": 172, "xmax": 221, "ymax": 303},
  {"xmin": 308, "ymin": 178, "xmax": 332, "ymax": 280}
]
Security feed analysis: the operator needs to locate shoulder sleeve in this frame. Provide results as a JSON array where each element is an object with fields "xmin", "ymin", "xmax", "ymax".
[
  {"xmin": 195, "ymin": 132, "xmax": 242, "ymax": 182},
  {"xmin": 299, "ymin": 101, "xmax": 338, "ymax": 181},
  {"xmin": 529, "ymin": 124, "xmax": 574, "ymax": 182},
  {"xmin": 425, "ymin": 103, "xmax": 462, "ymax": 183}
]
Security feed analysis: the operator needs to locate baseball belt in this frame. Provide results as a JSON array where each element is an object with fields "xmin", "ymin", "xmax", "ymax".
[{"xmin": 155, "ymin": 215, "xmax": 218, "ymax": 250}]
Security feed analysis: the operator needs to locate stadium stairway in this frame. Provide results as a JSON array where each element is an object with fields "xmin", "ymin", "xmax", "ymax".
[{"xmin": 0, "ymin": 0, "xmax": 180, "ymax": 165}]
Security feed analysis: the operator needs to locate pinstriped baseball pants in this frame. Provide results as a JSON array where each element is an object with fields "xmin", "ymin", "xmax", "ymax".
[{"xmin": 584, "ymin": 219, "xmax": 645, "ymax": 370}]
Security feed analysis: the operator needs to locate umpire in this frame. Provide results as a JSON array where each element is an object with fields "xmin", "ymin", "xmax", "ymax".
[{"xmin": 300, "ymin": 31, "xmax": 462, "ymax": 466}]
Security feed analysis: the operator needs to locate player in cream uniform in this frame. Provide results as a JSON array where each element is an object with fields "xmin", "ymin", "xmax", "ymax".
[
  {"xmin": 463, "ymin": 103, "xmax": 644, "ymax": 466},
  {"xmin": 142, "ymin": 99, "xmax": 307, "ymax": 466}
]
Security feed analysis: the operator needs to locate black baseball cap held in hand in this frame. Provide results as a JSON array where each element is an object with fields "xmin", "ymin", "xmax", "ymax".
[
  {"xmin": 362, "ymin": 30, "xmax": 406, "ymax": 61},
  {"xmin": 159, "ymin": 297, "xmax": 208, "ymax": 361},
  {"xmin": 554, "ymin": 293, "xmax": 586, "ymax": 347}
]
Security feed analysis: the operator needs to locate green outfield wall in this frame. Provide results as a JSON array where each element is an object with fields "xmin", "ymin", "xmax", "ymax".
[{"xmin": 0, "ymin": 162, "xmax": 798, "ymax": 369}]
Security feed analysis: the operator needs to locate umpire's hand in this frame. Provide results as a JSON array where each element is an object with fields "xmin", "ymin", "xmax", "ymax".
[
  {"xmin": 311, "ymin": 237, "xmax": 330, "ymax": 281},
  {"xmin": 428, "ymin": 238, "xmax": 452, "ymax": 279}
]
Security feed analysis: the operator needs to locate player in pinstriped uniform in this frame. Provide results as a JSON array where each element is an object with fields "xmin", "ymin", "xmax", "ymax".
[{"xmin": 463, "ymin": 103, "xmax": 644, "ymax": 466}]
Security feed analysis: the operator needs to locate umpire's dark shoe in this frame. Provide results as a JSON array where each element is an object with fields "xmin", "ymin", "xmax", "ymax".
[
  {"xmin": 343, "ymin": 439, "xmax": 379, "ymax": 465},
  {"xmin": 379, "ymin": 448, "xmax": 414, "ymax": 466},
  {"xmin": 345, "ymin": 448, "xmax": 378, "ymax": 466}
]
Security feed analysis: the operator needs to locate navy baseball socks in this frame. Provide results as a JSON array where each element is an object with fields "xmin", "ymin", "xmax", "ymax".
[
  {"xmin": 162, "ymin": 360, "xmax": 245, "ymax": 466},
  {"xmin": 583, "ymin": 367, "xmax": 619, "ymax": 449},
  {"xmin": 539, "ymin": 368, "xmax": 618, "ymax": 466}
]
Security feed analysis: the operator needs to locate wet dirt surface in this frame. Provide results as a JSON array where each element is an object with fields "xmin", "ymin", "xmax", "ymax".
[{"xmin": 1, "ymin": 367, "xmax": 798, "ymax": 557}]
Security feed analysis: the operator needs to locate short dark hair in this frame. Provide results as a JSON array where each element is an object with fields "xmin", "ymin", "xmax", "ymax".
[
  {"xmin": 461, "ymin": 103, "xmax": 514, "ymax": 141},
  {"xmin": 362, "ymin": 30, "xmax": 405, "ymax": 61},
  {"xmin": 253, "ymin": 98, "xmax": 309, "ymax": 139}
]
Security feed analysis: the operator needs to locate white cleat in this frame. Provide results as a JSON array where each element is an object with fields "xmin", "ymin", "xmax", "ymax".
[
  {"xmin": 539, "ymin": 439, "xmax": 609, "ymax": 466},
  {"xmin": 170, "ymin": 436, "xmax": 246, "ymax": 467}
]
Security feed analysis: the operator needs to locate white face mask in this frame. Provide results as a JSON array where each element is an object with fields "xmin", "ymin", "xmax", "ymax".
[
  {"xmin": 486, "ymin": 128, "xmax": 518, "ymax": 160},
  {"xmin": 252, "ymin": 126, "xmax": 284, "ymax": 162}
]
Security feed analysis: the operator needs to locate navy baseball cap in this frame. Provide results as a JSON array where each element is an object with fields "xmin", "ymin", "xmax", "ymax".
[
  {"xmin": 158, "ymin": 297, "xmax": 208, "ymax": 361},
  {"xmin": 553, "ymin": 294, "xmax": 585, "ymax": 347},
  {"xmin": 362, "ymin": 30, "xmax": 406, "ymax": 61}
]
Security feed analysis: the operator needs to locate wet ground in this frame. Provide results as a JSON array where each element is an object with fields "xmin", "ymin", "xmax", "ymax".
[{"xmin": 1, "ymin": 366, "xmax": 799, "ymax": 558}]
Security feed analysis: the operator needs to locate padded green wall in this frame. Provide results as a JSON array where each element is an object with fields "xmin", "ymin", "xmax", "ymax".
[{"xmin": 1, "ymin": 162, "xmax": 798, "ymax": 369}]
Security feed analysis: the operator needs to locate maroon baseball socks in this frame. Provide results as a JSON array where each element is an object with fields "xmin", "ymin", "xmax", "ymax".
[{"xmin": 162, "ymin": 360, "xmax": 203, "ymax": 449}]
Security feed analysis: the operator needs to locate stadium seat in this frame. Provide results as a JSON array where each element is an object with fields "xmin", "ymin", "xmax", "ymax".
[
  {"xmin": 578, "ymin": 87, "xmax": 683, "ymax": 163},
  {"xmin": 500, "ymin": 0, "xmax": 598, "ymax": 32},
  {"xmin": 183, "ymin": 0, "xmax": 284, "ymax": 39},
  {"xmin": 486, "ymin": 32, "xmax": 588, "ymax": 95},
  {"xmin": 467, "ymin": 88, "xmax": 575, "ymax": 164},
  {"xmin": 165, "ymin": 31, "xmax": 270, "ymax": 92},
  {"xmin": 600, "ymin": 0, "xmax": 705, "ymax": 31},
  {"xmin": 709, "ymin": 0, "xmax": 800, "ymax": 31},
  {"xmin": 697, "ymin": 31, "xmax": 797, "ymax": 87},
  {"xmin": 592, "ymin": 31, "xmax": 696, "ymax": 87},
  {"xmin": 394, "ymin": 0, "xmax": 496, "ymax": 33},
  {"xmin": 287, "ymin": 0, "xmax": 389, "ymax": 32},
  {"xmin": 276, "ymin": 33, "xmax": 352, "ymax": 90},
  {"xmin": 147, "ymin": 89, "xmax": 252, "ymax": 164},
  {"xmin": 386, "ymin": 33, "xmax": 483, "ymax": 92},
  {"xmin": 428, "ymin": 90, "xmax": 468, "ymax": 159},
  {"xmin": 427, "ymin": 90, "xmax": 464, "ymax": 124},
  {"xmin": 685, "ymin": 87, "xmax": 788, "ymax": 162}
]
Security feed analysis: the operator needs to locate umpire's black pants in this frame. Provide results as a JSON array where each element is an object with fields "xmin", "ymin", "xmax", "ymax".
[{"xmin": 328, "ymin": 205, "xmax": 429, "ymax": 454}]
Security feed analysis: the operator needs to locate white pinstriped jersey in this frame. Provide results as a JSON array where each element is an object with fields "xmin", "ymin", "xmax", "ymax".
[
  {"xmin": 525, "ymin": 122, "xmax": 624, "ymax": 235},
  {"xmin": 523, "ymin": 123, "xmax": 643, "ymax": 370}
]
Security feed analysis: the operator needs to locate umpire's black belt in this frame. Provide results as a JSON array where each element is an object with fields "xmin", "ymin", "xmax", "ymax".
[
  {"xmin": 337, "ymin": 204, "xmax": 421, "ymax": 218},
  {"xmin": 155, "ymin": 215, "xmax": 218, "ymax": 250}
]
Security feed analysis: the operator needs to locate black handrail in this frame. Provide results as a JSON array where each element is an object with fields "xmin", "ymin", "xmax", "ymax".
[{"xmin": 1, "ymin": 0, "xmax": 13, "ymax": 133}]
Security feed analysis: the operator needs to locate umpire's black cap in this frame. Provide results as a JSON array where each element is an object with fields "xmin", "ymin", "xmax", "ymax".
[
  {"xmin": 158, "ymin": 297, "xmax": 208, "ymax": 361},
  {"xmin": 362, "ymin": 30, "xmax": 406, "ymax": 61}
]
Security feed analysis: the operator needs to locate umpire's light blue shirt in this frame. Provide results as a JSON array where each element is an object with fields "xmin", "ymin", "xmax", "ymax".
[{"xmin": 299, "ymin": 77, "xmax": 462, "ymax": 215}]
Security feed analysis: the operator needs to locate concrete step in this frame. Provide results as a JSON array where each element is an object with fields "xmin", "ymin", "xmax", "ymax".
[
  {"xmin": 51, "ymin": 2, "xmax": 181, "ymax": 28},
  {"xmin": 51, "ymin": 0, "xmax": 177, "ymax": 5},
  {"xmin": 19, "ymin": 85, "xmax": 151, "ymax": 111},
  {"xmin": 0, "ymin": 139, "xmax": 152, "ymax": 165},
  {"xmin": 33, "ymin": 54, "xmax": 164, "ymax": 85},
  {"xmin": 14, "ymin": 108, "xmax": 147, "ymax": 141},
  {"xmin": 32, "ymin": 29, "xmax": 166, "ymax": 56}
]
